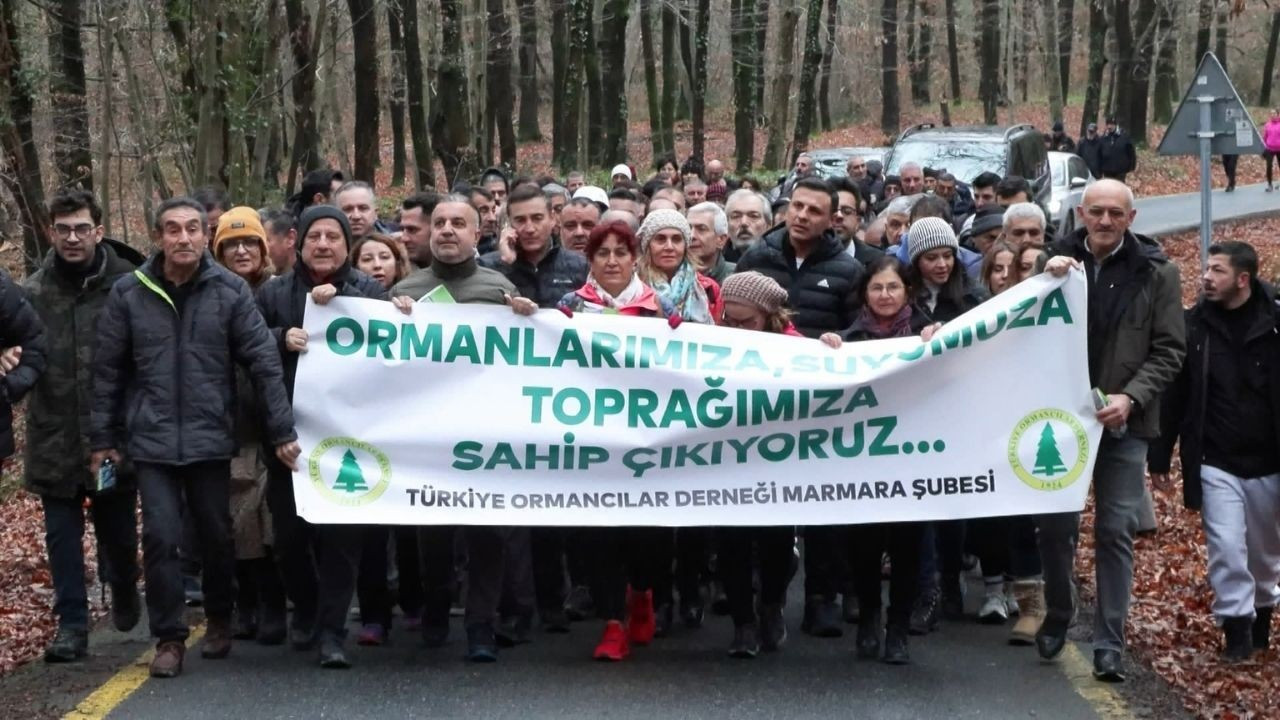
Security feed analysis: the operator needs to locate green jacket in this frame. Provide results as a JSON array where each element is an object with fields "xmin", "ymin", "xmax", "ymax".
[
  {"xmin": 703, "ymin": 254, "xmax": 736, "ymax": 287},
  {"xmin": 1051, "ymin": 228, "xmax": 1186, "ymax": 438},
  {"xmin": 23, "ymin": 240, "xmax": 143, "ymax": 498},
  {"xmin": 392, "ymin": 256, "xmax": 517, "ymax": 304}
]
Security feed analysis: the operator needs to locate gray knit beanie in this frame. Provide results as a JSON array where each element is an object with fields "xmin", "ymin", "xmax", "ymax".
[
  {"xmin": 637, "ymin": 208, "xmax": 692, "ymax": 252},
  {"xmin": 907, "ymin": 216, "xmax": 960, "ymax": 265},
  {"xmin": 722, "ymin": 271, "xmax": 789, "ymax": 314}
]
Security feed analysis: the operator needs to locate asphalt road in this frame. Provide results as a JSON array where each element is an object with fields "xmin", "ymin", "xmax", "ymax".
[
  {"xmin": 4, "ymin": 571, "xmax": 1174, "ymax": 720},
  {"xmin": 1131, "ymin": 181, "xmax": 1280, "ymax": 237}
]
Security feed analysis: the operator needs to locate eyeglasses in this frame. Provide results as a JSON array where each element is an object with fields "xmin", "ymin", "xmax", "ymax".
[
  {"xmin": 1084, "ymin": 207, "xmax": 1129, "ymax": 220},
  {"xmin": 1008, "ymin": 227, "xmax": 1043, "ymax": 238},
  {"xmin": 221, "ymin": 238, "xmax": 259, "ymax": 251},
  {"xmin": 53, "ymin": 223, "xmax": 96, "ymax": 239},
  {"xmin": 838, "ymin": 206, "xmax": 858, "ymax": 217},
  {"xmin": 721, "ymin": 312, "xmax": 758, "ymax": 329}
]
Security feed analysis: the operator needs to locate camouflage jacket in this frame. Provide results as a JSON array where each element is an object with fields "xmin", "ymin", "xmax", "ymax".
[{"xmin": 23, "ymin": 240, "xmax": 143, "ymax": 497}]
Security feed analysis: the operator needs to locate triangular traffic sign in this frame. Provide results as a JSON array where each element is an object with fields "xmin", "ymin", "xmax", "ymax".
[{"xmin": 1158, "ymin": 53, "xmax": 1261, "ymax": 156}]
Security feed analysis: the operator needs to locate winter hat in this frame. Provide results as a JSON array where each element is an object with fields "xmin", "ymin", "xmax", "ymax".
[
  {"xmin": 722, "ymin": 271, "xmax": 788, "ymax": 315},
  {"xmin": 296, "ymin": 205, "xmax": 353, "ymax": 251},
  {"xmin": 610, "ymin": 164, "xmax": 633, "ymax": 181},
  {"xmin": 573, "ymin": 185, "xmax": 610, "ymax": 211},
  {"xmin": 637, "ymin": 208, "xmax": 692, "ymax": 251},
  {"xmin": 967, "ymin": 205, "xmax": 1005, "ymax": 238},
  {"xmin": 908, "ymin": 217, "xmax": 960, "ymax": 265},
  {"xmin": 214, "ymin": 206, "xmax": 267, "ymax": 256}
]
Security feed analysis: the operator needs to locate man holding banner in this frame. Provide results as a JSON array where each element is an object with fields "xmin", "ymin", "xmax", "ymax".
[{"xmin": 1037, "ymin": 179, "xmax": 1185, "ymax": 682}]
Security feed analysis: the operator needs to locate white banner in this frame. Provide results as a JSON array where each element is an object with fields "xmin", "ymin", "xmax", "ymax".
[{"xmin": 291, "ymin": 270, "xmax": 1101, "ymax": 526}]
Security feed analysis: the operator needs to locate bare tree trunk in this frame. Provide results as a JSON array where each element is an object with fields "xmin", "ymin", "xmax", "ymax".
[
  {"xmin": 284, "ymin": 0, "xmax": 321, "ymax": 186},
  {"xmin": 1127, "ymin": 0, "xmax": 1157, "ymax": 146},
  {"xmin": 583, "ymin": 0, "xmax": 603, "ymax": 165},
  {"xmin": 0, "ymin": 0, "xmax": 50, "ymax": 270},
  {"xmin": 792, "ymin": 0, "xmax": 824, "ymax": 163},
  {"xmin": 660, "ymin": 2, "xmax": 679, "ymax": 156},
  {"xmin": 400, "ymin": 0, "xmax": 435, "ymax": 189},
  {"xmin": 762, "ymin": 0, "xmax": 799, "ymax": 169},
  {"xmin": 640, "ymin": 0, "xmax": 665, "ymax": 157},
  {"xmin": 755, "ymin": 0, "xmax": 769, "ymax": 124},
  {"xmin": 516, "ymin": 0, "xmax": 540, "ymax": 141},
  {"xmin": 817, "ymin": 0, "xmax": 836, "ymax": 129},
  {"xmin": 559, "ymin": 0, "xmax": 589, "ymax": 171},
  {"xmin": 551, "ymin": 0, "xmax": 569, "ymax": 166},
  {"xmin": 433, "ymin": 0, "xmax": 475, "ymax": 184},
  {"xmin": 1057, "ymin": 0, "xmax": 1074, "ymax": 100},
  {"xmin": 48, "ymin": 0, "xmax": 92, "ymax": 190},
  {"xmin": 979, "ymin": 0, "xmax": 1000, "ymax": 123},
  {"xmin": 677, "ymin": 0, "xmax": 695, "ymax": 120},
  {"xmin": 944, "ymin": 0, "xmax": 960, "ymax": 102},
  {"xmin": 95, "ymin": 0, "xmax": 118, "ymax": 230},
  {"xmin": 387, "ymin": 3, "xmax": 407, "ymax": 186},
  {"xmin": 1112, "ymin": 0, "xmax": 1133, "ymax": 135},
  {"xmin": 691, "ymin": 0, "xmax": 710, "ymax": 159},
  {"xmin": 1214, "ymin": 5, "xmax": 1228, "ymax": 73},
  {"xmin": 731, "ymin": 0, "xmax": 757, "ymax": 169},
  {"xmin": 192, "ymin": 2, "xmax": 227, "ymax": 187},
  {"xmin": 1262, "ymin": 11, "xmax": 1280, "ymax": 107},
  {"xmin": 1041, "ymin": 0, "xmax": 1063, "ymax": 124},
  {"xmin": 1079, "ymin": 0, "xmax": 1106, "ymax": 136},
  {"xmin": 881, "ymin": 0, "xmax": 901, "ymax": 136},
  {"xmin": 1195, "ymin": 0, "xmax": 1212, "ymax": 61},
  {"xmin": 601, "ymin": 0, "xmax": 630, "ymax": 164},
  {"xmin": 1151, "ymin": 2, "xmax": 1176, "ymax": 124},
  {"xmin": 485, "ymin": 0, "xmax": 517, "ymax": 169}
]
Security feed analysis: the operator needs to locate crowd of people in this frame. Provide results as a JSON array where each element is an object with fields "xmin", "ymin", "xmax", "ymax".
[{"xmin": 0, "ymin": 142, "xmax": 1275, "ymax": 688}]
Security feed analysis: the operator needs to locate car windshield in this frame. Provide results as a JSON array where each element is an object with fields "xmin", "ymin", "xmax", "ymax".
[
  {"xmin": 1050, "ymin": 158, "xmax": 1066, "ymax": 186},
  {"xmin": 886, "ymin": 139, "xmax": 1005, "ymax": 183}
]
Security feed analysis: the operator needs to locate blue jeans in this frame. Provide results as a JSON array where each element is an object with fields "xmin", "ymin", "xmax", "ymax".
[
  {"xmin": 1037, "ymin": 433, "xmax": 1148, "ymax": 652},
  {"xmin": 42, "ymin": 489, "xmax": 139, "ymax": 631}
]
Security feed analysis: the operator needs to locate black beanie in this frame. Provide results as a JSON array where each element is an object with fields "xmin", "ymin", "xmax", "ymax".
[{"xmin": 296, "ymin": 205, "xmax": 353, "ymax": 251}]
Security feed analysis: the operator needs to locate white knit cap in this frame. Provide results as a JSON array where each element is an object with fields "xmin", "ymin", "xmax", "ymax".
[
  {"xmin": 637, "ymin": 208, "xmax": 692, "ymax": 251},
  {"xmin": 907, "ymin": 217, "xmax": 960, "ymax": 265},
  {"xmin": 572, "ymin": 185, "xmax": 610, "ymax": 208},
  {"xmin": 610, "ymin": 164, "xmax": 633, "ymax": 180}
]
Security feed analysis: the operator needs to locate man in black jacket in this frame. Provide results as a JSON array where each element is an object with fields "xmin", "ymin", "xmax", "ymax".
[
  {"xmin": 1078, "ymin": 123, "xmax": 1104, "ymax": 179},
  {"xmin": 25, "ymin": 190, "xmax": 140, "ymax": 664},
  {"xmin": 256, "ymin": 205, "xmax": 389, "ymax": 669},
  {"xmin": 480, "ymin": 184, "xmax": 588, "ymax": 307},
  {"xmin": 90, "ymin": 196, "xmax": 299, "ymax": 679},
  {"xmin": 734, "ymin": 176, "xmax": 864, "ymax": 641},
  {"xmin": 1099, "ymin": 117, "xmax": 1137, "ymax": 182},
  {"xmin": 1150, "ymin": 241, "xmax": 1280, "ymax": 661}
]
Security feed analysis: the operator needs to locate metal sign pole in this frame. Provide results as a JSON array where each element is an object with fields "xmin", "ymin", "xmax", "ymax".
[{"xmin": 1197, "ymin": 96, "xmax": 1215, "ymax": 271}]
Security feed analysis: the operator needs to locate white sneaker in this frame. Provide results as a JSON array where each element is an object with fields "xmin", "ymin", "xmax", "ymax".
[{"xmin": 978, "ymin": 592, "xmax": 1009, "ymax": 624}]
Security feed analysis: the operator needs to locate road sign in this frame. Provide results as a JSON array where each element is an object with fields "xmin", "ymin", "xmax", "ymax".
[
  {"xmin": 1158, "ymin": 53, "xmax": 1261, "ymax": 156},
  {"xmin": 1155, "ymin": 53, "xmax": 1260, "ymax": 270}
]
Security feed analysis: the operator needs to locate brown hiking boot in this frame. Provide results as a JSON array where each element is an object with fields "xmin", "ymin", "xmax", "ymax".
[
  {"xmin": 1009, "ymin": 580, "xmax": 1046, "ymax": 646},
  {"xmin": 201, "ymin": 618, "xmax": 233, "ymax": 659},
  {"xmin": 150, "ymin": 641, "xmax": 185, "ymax": 678}
]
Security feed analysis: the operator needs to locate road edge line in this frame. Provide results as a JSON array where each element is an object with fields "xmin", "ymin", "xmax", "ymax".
[
  {"xmin": 60, "ymin": 625, "xmax": 206, "ymax": 720},
  {"xmin": 1057, "ymin": 642, "xmax": 1136, "ymax": 720}
]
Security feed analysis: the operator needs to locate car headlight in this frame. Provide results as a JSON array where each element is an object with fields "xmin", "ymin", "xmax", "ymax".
[{"xmin": 1048, "ymin": 199, "xmax": 1062, "ymax": 215}]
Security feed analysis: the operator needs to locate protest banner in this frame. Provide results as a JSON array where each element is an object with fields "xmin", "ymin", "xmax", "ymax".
[{"xmin": 292, "ymin": 270, "xmax": 1102, "ymax": 526}]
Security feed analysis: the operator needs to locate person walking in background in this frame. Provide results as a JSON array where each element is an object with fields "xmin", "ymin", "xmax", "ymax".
[
  {"xmin": 1263, "ymin": 109, "xmax": 1280, "ymax": 192},
  {"xmin": 1099, "ymin": 118, "xmax": 1137, "ymax": 183}
]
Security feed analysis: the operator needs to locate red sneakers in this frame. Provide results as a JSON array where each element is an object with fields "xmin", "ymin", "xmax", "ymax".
[
  {"xmin": 593, "ymin": 620, "xmax": 630, "ymax": 661},
  {"xmin": 628, "ymin": 589, "xmax": 656, "ymax": 646}
]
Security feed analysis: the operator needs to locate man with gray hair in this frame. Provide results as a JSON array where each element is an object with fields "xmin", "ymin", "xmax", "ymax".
[
  {"xmin": 880, "ymin": 195, "xmax": 919, "ymax": 249},
  {"xmin": 688, "ymin": 202, "xmax": 735, "ymax": 285},
  {"xmin": 543, "ymin": 183, "xmax": 569, "ymax": 217},
  {"xmin": 724, "ymin": 189, "xmax": 772, "ymax": 262},
  {"xmin": 899, "ymin": 162, "xmax": 925, "ymax": 196},
  {"xmin": 600, "ymin": 209, "xmax": 639, "ymax": 233},
  {"xmin": 1002, "ymin": 202, "xmax": 1048, "ymax": 248},
  {"xmin": 333, "ymin": 181, "xmax": 391, "ymax": 238}
]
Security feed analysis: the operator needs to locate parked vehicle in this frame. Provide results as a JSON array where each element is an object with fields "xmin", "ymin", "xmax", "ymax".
[
  {"xmin": 1047, "ymin": 151, "xmax": 1094, "ymax": 238},
  {"xmin": 769, "ymin": 147, "xmax": 888, "ymax": 200},
  {"xmin": 883, "ymin": 124, "xmax": 1051, "ymax": 208}
]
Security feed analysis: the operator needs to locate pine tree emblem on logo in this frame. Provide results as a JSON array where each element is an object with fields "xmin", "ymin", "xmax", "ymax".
[
  {"xmin": 1007, "ymin": 409, "xmax": 1090, "ymax": 491},
  {"xmin": 308, "ymin": 437, "xmax": 393, "ymax": 506}
]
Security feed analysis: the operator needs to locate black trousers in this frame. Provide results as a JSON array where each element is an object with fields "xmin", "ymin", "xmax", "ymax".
[
  {"xmin": 851, "ymin": 522, "xmax": 923, "ymax": 629},
  {"xmin": 499, "ymin": 527, "xmax": 536, "ymax": 621},
  {"xmin": 357, "ymin": 525, "xmax": 394, "ymax": 627},
  {"xmin": 1223, "ymin": 154, "xmax": 1238, "ymax": 187},
  {"xmin": 587, "ymin": 527, "xmax": 668, "ymax": 621},
  {"xmin": 676, "ymin": 527, "xmax": 711, "ymax": 606},
  {"xmin": 462, "ymin": 526, "xmax": 518, "ymax": 629},
  {"xmin": 137, "ymin": 461, "xmax": 235, "ymax": 643},
  {"xmin": 968, "ymin": 515, "xmax": 1042, "ymax": 579},
  {"xmin": 393, "ymin": 527, "xmax": 424, "ymax": 616},
  {"xmin": 1267, "ymin": 151, "xmax": 1277, "ymax": 185},
  {"xmin": 718, "ymin": 526, "xmax": 795, "ymax": 626},
  {"xmin": 42, "ymin": 489, "xmax": 139, "ymax": 631},
  {"xmin": 265, "ymin": 458, "xmax": 361, "ymax": 641},
  {"xmin": 416, "ymin": 525, "xmax": 457, "ymax": 630},
  {"xmin": 802, "ymin": 525, "xmax": 846, "ymax": 600},
  {"xmin": 530, "ymin": 527, "xmax": 568, "ymax": 615}
]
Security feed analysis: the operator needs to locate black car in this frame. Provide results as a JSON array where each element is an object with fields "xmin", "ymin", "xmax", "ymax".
[{"xmin": 883, "ymin": 124, "xmax": 1051, "ymax": 207}]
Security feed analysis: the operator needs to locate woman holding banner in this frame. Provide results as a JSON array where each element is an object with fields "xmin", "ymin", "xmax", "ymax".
[
  {"xmin": 819, "ymin": 255, "xmax": 931, "ymax": 664},
  {"xmin": 557, "ymin": 221, "xmax": 675, "ymax": 662},
  {"xmin": 716, "ymin": 271, "xmax": 802, "ymax": 658}
]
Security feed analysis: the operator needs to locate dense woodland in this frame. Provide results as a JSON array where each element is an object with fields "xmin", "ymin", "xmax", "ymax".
[{"xmin": 0, "ymin": 0, "xmax": 1273, "ymax": 268}]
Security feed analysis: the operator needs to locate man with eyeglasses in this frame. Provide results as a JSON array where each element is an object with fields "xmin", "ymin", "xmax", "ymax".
[
  {"xmin": 1038, "ymin": 179, "xmax": 1185, "ymax": 683},
  {"xmin": 831, "ymin": 177, "xmax": 883, "ymax": 266}
]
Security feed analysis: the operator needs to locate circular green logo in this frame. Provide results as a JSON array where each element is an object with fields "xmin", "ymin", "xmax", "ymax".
[
  {"xmin": 308, "ymin": 437, "xmax": 392, "ymax": 506},
  {"xmin": 1007, "ymin": 408, "xmax": 1089, "ymax": 491}
]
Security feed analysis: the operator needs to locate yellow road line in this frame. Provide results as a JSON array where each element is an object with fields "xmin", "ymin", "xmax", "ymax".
[
  {"xmin": 62, "ymin": 625, "xmax": 206, "ymax": 720},
  {"xmin": 1058, "ymin": 643, "xmax": 1136, "ymax": 720}
]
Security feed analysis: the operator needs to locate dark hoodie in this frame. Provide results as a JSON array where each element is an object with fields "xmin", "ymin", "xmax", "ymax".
[{"xmin": 733, "ymin": 225, "xmax": 865, "ymax": 337}]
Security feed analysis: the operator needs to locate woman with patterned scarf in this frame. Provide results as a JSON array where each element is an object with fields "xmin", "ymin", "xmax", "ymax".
[{"xmin": 636, "ymin": 209, "xmax": 723, "ymax": 324}]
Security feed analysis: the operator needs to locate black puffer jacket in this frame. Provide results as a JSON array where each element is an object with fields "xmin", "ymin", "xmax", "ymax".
[
  {"xmin": 24, "ymin": 240, "xmax": 142, "ymax": 496},
  {"xmin": 256, "ymin": 261, "xmax": 387, "ymax": 397},
  {"xmin": 90, "ymin": 252, "xmax": 295, "ymax": 464},
  {"xmin": 478, "ymin": 245, "xmax": 588, "ymax": 308},
  {"xmin": 734, "ymin": 226, "xmax": 865, "ymax": 337},
  {"xmin": 0, "ymin": 268, "xmax": 47, "ymax": 459}
]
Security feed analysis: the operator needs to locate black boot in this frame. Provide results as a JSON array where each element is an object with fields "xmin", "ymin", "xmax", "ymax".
[
  {"xmin": 110, "ymin": 582, "xmax": 141, "ymax": 633},
  {"xmin": 909, "ymin": 588, "xmax": 940, "ymax": 635},
  {"xmin": 257, "ymin": 558, "xmax": 288, "ymax": 646},
  {"xmin": 883, "ymin": 624, "xmax": 910, "ymax": 665},
  {"xmin": 1254, "ymin": 606, "xmax": 1273, "ymax": 650},
  {"xmin": 1223, "ymin": 616, "xmax": 1254, "ymax": 662},
  {"xmin": 856, "ymin": 610, "xmax": 882, "ymax": 660},
  {"xmin": 43, "ymin": 627, "xmax": 88, "ymax": 663},
  {"xmin": 940, "ymin": 575, "xmax": 965, "ymax": 621}
]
